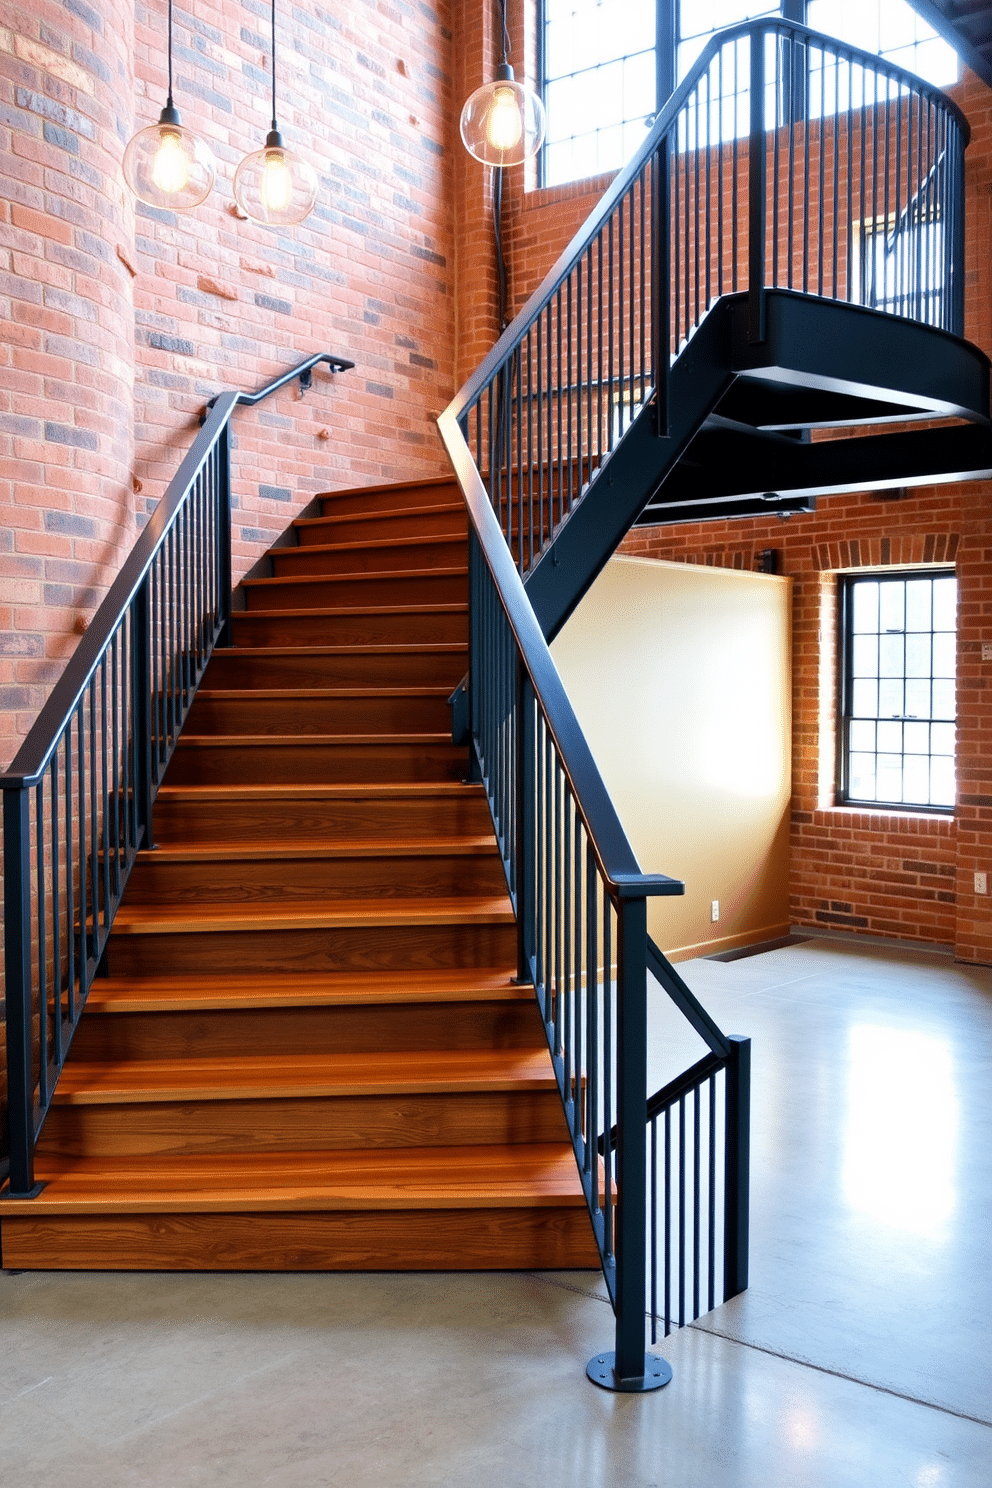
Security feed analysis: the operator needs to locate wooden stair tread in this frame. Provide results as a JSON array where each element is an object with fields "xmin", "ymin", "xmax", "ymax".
[
  {"xmin": 82, "ymin": 968, "xmax": 528, "ymax": 1014},
  {"xmin": 243, "ymin": 567, "xmax": 467, "ymax": 589},
  {"xmin": 278, "ymin": 534, "xmax": 465, "ymax": 556},
  {"xmin": 216, "ymin": 644, "xmax": 466, "ymax": 658},
  {"xmin": 155, "ymin": 782, "xmax": 483, "ymax": 800},
  {"xmin": 1, "ymin": 1145, "xmax": 587, "ymax": 1215},
  {"xmin": 50, "ymin": 1048, "xmax": 557, "ymax": 1104},
  {"xmin": 295, "ymin": 502, "xmax": 464, "ymax": 529},
  {"xmin": 111, "ymin": 895, "xmax": 515, "ymax": 935},
  {"xmin": 231, "ymin": 603, "xmax": 466, "ymax": 617},
  {"xmin": 194, "ymin": 687, "xmax": 452, "ymax": 700},
  {"xmin": 132, "ymin": 837, "xmax": 498, "ymax": 863},
  {"xmin": 172, "ymin": 732, "xmax": 455, "ymax": 747}
]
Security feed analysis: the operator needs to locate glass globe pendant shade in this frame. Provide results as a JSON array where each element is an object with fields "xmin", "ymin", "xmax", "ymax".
[
  {"xmin": 233, "ymin": 128, "xmax": 318, "ymax": 227},
  {"xmin": 459, "ymin": 63, "xmax": 546, "ymax": 167},
  {"xmin": 122, "ymin": 104, "xmax": 215, "ymax": 211}
]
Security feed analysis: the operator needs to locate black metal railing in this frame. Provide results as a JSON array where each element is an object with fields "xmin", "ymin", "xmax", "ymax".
[
  {"xmin": 452, "ymin": 18, "xmax": 968, "ymax": 584},
  {"xmin": 0, "ymin": 352, "xmax": 352, "ymax": 1197},
  {"xmin": 433, "ymin": 13, "xmax": 970, "ymax": 1388}
]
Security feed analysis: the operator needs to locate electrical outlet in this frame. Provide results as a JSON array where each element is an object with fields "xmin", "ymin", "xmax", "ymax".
[
  {"xmin": 711, "ymin": 899, "xmax": 720, "ymax": 922},
  {"xmin": 975, "ymin": 872, "xmax": 988, "ymax": 895}
]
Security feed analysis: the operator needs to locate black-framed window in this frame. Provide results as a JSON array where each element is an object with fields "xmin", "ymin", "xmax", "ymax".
[
  {"xmin": 838, "ymin": 571, "xmax": 956, "ymax": 811},
  {"xmin": 540, "ymin": 0, "xmax": 959, "ymax": 189}
]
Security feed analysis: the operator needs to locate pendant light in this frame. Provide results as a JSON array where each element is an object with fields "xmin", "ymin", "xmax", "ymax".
[
  {"xmin": 122, "ymin": 0, "xmax": 215, "ymax": 210},
  {"xmin": 459, "ymin": 0, "xmax": 546, "ymax": 167},
  {"xmin": 233, "ymin": 0, "xmax": 318, "ymax": 227}
]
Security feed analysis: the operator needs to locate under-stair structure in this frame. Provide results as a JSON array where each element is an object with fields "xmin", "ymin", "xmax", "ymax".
[
  {"xmin": 4, "ymin": 19, "xmax": 992, "ymax": 1391},
  {"xmin": 0, "ymin": 474, "xmax": 599, "ymax": 1272}
]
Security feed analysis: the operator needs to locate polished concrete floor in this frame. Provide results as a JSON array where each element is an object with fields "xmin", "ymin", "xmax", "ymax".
[{"xmin": 1, "ymin": 937, "xmax": 990, "ymax": 1486}]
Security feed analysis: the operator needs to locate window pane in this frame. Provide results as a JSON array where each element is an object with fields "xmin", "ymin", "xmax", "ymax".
[
  {"xmin": 840, "ymin": 571, "xmax": 956, "ymax": 810},
  {"xmin": 932, "ymin": 577, "xmax": 957, "ymax": 630}
]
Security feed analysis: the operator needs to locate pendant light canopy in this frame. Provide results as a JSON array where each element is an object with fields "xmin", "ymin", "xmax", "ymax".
[
  {"xmin": 459, "ymin": 0, "xmax": 546, "ymax": 167},
  {"xmin": 234, "ymin": 0, "xmax": 318, "ymax": 227},
  {"xmin": 122, "ymin": 0, "xmax": 215, "ymax": 210}
]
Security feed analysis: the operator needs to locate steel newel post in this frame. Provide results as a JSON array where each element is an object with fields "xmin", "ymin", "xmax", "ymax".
[
  {"xmin": 2, "ymin": 786, "xmax": 43, "ymax": 1198},
  {"xmin": 747, "ymin": 27, "xmax": 767, "ymax": 343},
  {"xmin": 587, "ymin": 893, "xmax": 671, "ymax": 1392},
  {"xmin": 217, "ymin": 421, "xmax": 233, "ymax": 647},
  {"xmin": 514, "ymin": 659, "xmax": 536, "ymax": 984},
  {"xmin": 723, "ymin": 1033, "xmax": 751, "ymax": 1300},
  {"xmin": 466, "ymin": 530, "xmax": 483, "ymax": 783}
]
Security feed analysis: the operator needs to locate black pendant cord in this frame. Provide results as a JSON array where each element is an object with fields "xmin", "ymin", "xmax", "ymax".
[
  {"xmin": 498, "ymin": 0, "xmax": 510, "ymax": 68},
  {"xmin": 166, "ymin": 0, "xmax": 174, "ymax": 107},
  {"xmin": 270, "ymin": 0, "xmax": 278, "ymax": 132}
]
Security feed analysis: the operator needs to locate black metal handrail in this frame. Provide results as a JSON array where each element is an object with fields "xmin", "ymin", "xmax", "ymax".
[
  {"xmin": 433, "ymin": 11, "xmax": 974, "ymax": 1388},
  {"xmin": 1, "ymin": 352, "xmax": 352, "ymax": 1196},
  {"xmin": 449, "ymin": 18, "xmax": 968, "ymax": 587}
]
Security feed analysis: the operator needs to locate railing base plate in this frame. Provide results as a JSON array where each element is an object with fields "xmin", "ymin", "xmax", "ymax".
[
  {"xmin": 0, "ymin": 1182, "xmax": 46, "ymax": 1200},
  {"xmin": 586, "ymin": 1351, "xmax": 672, "ymax": 1392}
]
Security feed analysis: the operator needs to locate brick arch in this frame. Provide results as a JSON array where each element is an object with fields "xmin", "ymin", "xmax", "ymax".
[{"xmin": 811, "ymin": 532, "xmax": 960, "ymax": 572}]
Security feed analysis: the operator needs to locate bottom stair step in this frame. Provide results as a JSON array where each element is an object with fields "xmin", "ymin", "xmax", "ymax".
[{"xmin": 0, "ymin": 1146, "xmax": 602, "ymax": 1271}]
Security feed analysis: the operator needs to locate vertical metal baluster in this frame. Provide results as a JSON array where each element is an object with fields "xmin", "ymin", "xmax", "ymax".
[
  {"xmin": 787, "ymin": 36, "xmax": 796, "ymax": 291},
  {"xmin": 526, "ymin": 328, "xmax": 535, "ymax": 569},
  {"xmin": 88, "ymin": 680, "xmax": 99, "ymax": 968},
  {"xmin": 603, "ymin": 892, "xmax": 613, "ymax": 1264},
  {"xmin": 567, "ymin": 274, "xmax": 576, "ymax": 513},
  {"xmin": 586, "ymin": 245, "xmax": 594, "ymax": 475},
  {"xmin": 51, "ymin": 754, "xmax": 62, "ymax": 1068},
  {"xmin": 650, "ymin": 1115, "xmax": 658, "ymax": 1345},
  {"xmin": 562, "ymin": 787, "xmax": 572, "ymax": 1101},
  {"xmin": 65, "ymin": 722, "xmax": 76, "ymax": 1023},
  {"xmin": 99, "ymin": 657, "xmax": 111, "ymax": 946},
  {"xmin": 76, "ymin": 700, "xmax": 88, "ymax": 999},
  {"xmin": 617, "ymin": 185, "xmax": 626, "ymax": 437},
  {"xmin": 574, "ymin": 819, "xmax": 585, "ymax": 1127},
  {"xmin": 693, "ymin": 83, "xmax": 701, "ymax": 330},
  {"xmin": 585, "ymin": 848, "xmax": 597, "ymax": 1174},
  {"xmin": 717, "ymin": 46, "xmax": 725, "ymax": 298},
  {"xmin": 693, "ymin": 1082, "xmax": 701, "ymax": 1321},
  {"xmin": 664, "ymin": 1103, "xmax": 672, "ymax": 1335},
  {"xmin": 604, "ymin": 215, "xmax": 613, "ymax": 448},
  {"xmin": 803, "ymin": 45, "xmax": 810, "ymax": 293},
  {"xmin": 732, "ymin": 45, "xmax": 740, "ymax": 295},
  {"xmin": 544, "ymin": 302, "xmax": 553, "ymax": 545},
  {"xmin": 35, "ymin": 781, "xmax": 48, "ymax": 1106},
  {"xmin": 705, "ymin": 63, "xmax": 713, "ymax": 310},
  {"xmin": 3, "ymin": 781, "xmax": 39, "ymax": 1196},
  {"xmin": 640, "ymin": 161, "xmax": 648, "ymax": 393},
  {"xmin": 708, "ymin": 1073, "xmax": 717, "ymax": 1313},
  {"xmin": 678, "ymin": 1092, "xmax": 686, "ymax": 1328},
  {"xmin": 555, "ymin": 291, "xmax": 564, "ymax": 528},
  {"xmin": 816, "ymin": 47, "xmax": 825, "ymax": 296},
  {"xmin": 831, "ymin": 46, "xmax": 840, "ymax": 298},
  {"xmin": 515, "ymin": 349, "xmax": 524, "ymax": 572}
]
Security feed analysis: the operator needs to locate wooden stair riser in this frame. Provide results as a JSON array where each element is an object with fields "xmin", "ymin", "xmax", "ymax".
[
  {"xmin": 243, "ymin": 570, "xmax": 466, "ymax": 612},
  {"xmin": 70, "ymin": 1000, "xmax": 543, "ymax": 1062},
  {"xmin": 106, "ymin": 918, "xmax": 518, "ymax": 976},
  {"xmin": 163, "ymin": 738, "xmax": 467, "ymax": 787},
  {"xmin": 270, "ymin": 537, "xmax": 466, "ymax": 579},
  {"xmin": 295, "ymin": 506, "xmax": 466, "ymax": 547},
  {"xmin": 230, "ymin": 608, "xmax": 467, "ymax": 648},
  {"xmin": 0, "ymin": 1208, "xmax": 600, "ymax": 1271},
  {"xmin": 36, "ymin": 1089, "xmax": 568, "ymax": 1157},
  {"xmin": 185, "ymin": 690, "xmax": 452, "ymax": 737},
  {"xmin": 316, "ymin": 478, "xmax": 462, "ymax": 518},
  {"xmin": 123, "ymin": 848, "xmax": 507, "ymax": 905},
  {"xmin": 152, "ymin": 789, "xmax": 493, "ymax": 844},
  {"xmin": 201, "ymin": 647, "xmax": 468, "ymax": 690}
]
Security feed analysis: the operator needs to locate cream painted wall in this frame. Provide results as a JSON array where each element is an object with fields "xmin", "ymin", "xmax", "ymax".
[{"xmin": 550, "ymin": 555, "xmax": 793, "ymax": 960}]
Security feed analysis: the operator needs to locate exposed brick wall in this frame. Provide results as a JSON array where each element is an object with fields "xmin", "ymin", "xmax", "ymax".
[
  {"xmin": 0, "ymin": 0, "xmax": 137, "ymax": 768},
  {"xmin": 1, "ymin": 0, "xmax": 458, "ymax": 770}
]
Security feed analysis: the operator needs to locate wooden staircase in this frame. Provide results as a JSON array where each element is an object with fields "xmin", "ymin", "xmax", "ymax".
[{"xmin": 0, "ymin": 477, "xmax": 598, "ymax": 1272}]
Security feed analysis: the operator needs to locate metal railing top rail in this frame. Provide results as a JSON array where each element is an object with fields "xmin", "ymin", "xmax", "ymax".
[
  {"xmin": 447, "ymin": 16, "xmax": 970, "ymax": 430},
  {"xmin": 440, "ymin": 415, "xmax": 682, "ymax": 905},
  {"xmin": 1, "ymin": 353, "xmax": 353, "ymax": 790}
]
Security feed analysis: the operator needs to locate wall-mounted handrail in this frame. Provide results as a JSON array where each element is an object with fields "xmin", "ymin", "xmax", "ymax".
[{"xmin": 1, "ymin": 352, "xmax": 352, "ymax": 1198}]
